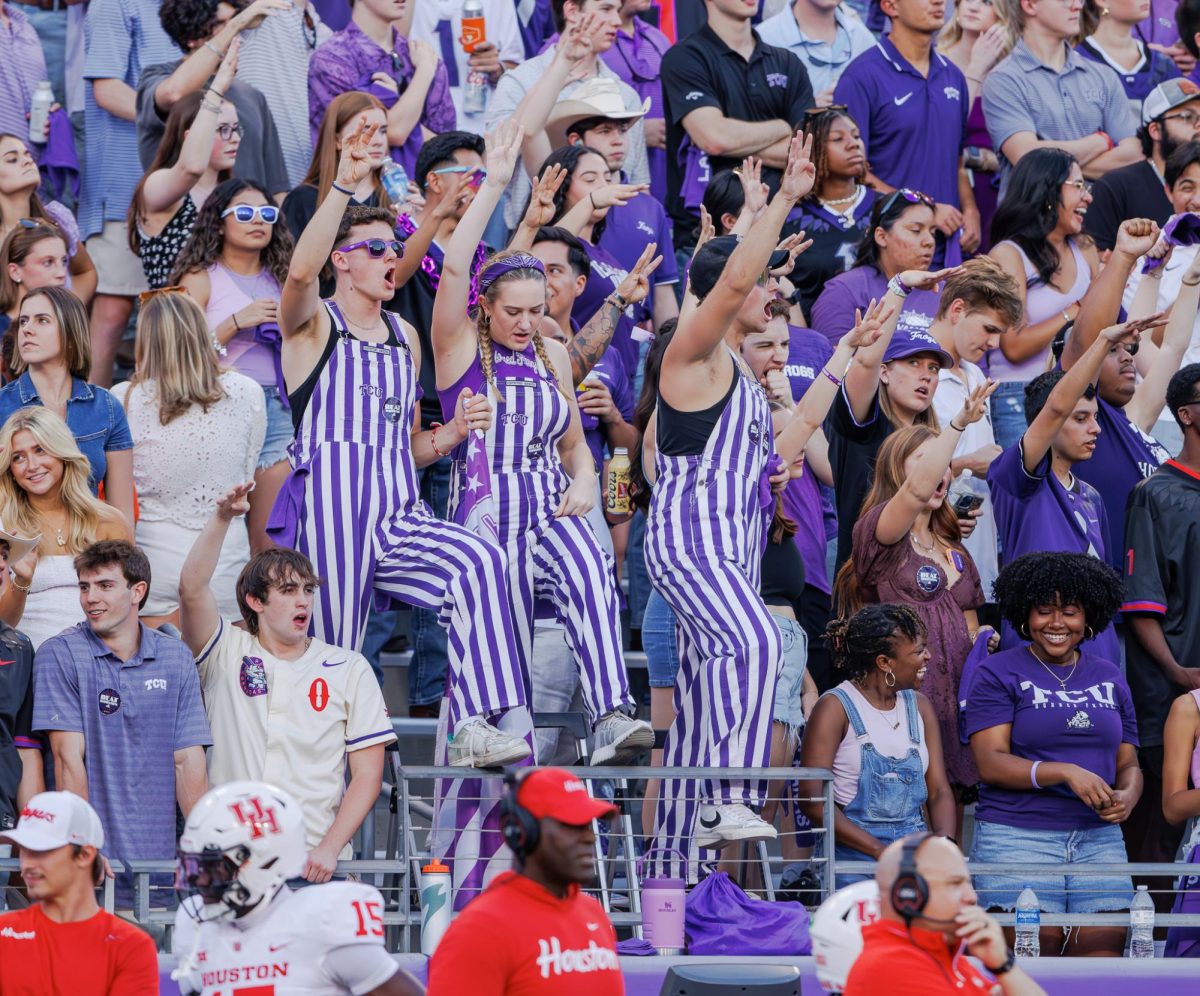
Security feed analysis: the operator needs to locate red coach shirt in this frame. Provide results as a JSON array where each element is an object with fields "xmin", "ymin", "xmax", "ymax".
[
  {"xmin": 0, "ymin": 904, "xmax": 159, "ymax": 995},
  {"xmin": 429, "ymin": 871, "xmax": 624, "ymax": 995},
  {"xmin": 844, "ymin": 921, "xmax": 998, "ymax": 996}
]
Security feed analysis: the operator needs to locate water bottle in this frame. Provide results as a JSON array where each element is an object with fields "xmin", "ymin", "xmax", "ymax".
[
  {"xmin": 419, "ymin": 858, "xmax": 452, "ymax": 955},
  {"xmin": 1129, "ymin": 884, "xmax": 1156, "ymax": 958},
  {"xmin": 28, "ymin": 81, "xmax": 54, "ymax": 144},
  {"xmin": 1014, "ymin": 887, "xmax": 1040, "ymax": 959},
  {"xmin": 460, "ymin": 0, "xmax": 489, "ymax": 116},
  {"xmin": 947, "ymin": 468, "xmax": 988, "ymax": 519},
  {"xmin": 380, "ymin": 159, "xmax": 410, "ymax": 210}
]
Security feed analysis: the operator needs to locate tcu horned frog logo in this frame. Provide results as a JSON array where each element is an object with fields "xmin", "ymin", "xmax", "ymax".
[{"xmin": 228, "ymin": 797, "xmax": 281, "ymax": 840}]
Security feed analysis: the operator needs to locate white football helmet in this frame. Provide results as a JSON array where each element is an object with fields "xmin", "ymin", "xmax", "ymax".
[
  {"xmin": 176, "ymin": 781, "xmax": 307, "ymax": 921},
  {"xmin": 810, "ymin": 880, "xmax": 882, "ymax": 993}
]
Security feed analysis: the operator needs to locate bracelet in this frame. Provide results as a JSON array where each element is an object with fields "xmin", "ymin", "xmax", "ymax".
[
  {"xmin": 948, "ymin": 419, "xmax": 966, "ymax": 432},
  {"xmin": 200, "ymin": 99, "xmax": 222, "ymax": 114},
  {"xmin": 1183, "ymin": 277, "xmax": 1200, "ymax": 286},
  {"xmin": 985, "ymin": 949, "xmax": 1017, "ymax": 976},
  {"xmin": 211, "ymin": 334, "xmax": 227, "ymax": 357},
  {"xmin": 887, "ymin": 275, "xmax": 911, "ymax": 298},
  {"xmin": 10, "ymin": 575, "xmax": 30, "ymax": 593},
  {"xmin": 429, "ymin": 423, "xmax": 453, "ymax": 458},
  {"xmin": 331, "ymin": 181, "xmax": 355, "ymax": 197},
  {"xmin": 204, "ymin": 41, "xmax": 226, "ymax": 59},
  {"xmin": 607, "ymin": 292, "xmax": 628, "ymax": 310},
  {"xmin": 822, "ymin": 367, "xmax": 842, "ymax": 388},
  {"xmin": 1030, "ymin": 760, "xmax": 1042, "ymax": 789},
  {"xmin": 1097, "ymin": 130, "xmax": 1115, "ymax": 151},
  {"xmin": 232, "ymin": 311, "xmax": 241, "ymax": 331}
]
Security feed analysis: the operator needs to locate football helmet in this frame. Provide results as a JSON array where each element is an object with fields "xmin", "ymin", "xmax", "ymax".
[
  {"xmin": 810, "ymin": 879, "xmax": 882, "ymax": 993},
  {"xmin": 176, "ymin": 780, "xmax": 307, "ymax": 920}
]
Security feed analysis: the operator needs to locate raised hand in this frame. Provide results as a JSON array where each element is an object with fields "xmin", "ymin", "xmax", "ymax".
[
  {"xmin": 212, "ymin": 36, "xmax": 240, "ymax": 95},
  {"xmin": 613, "ymin": 241, "xmax": 662, "ymax": 306},
  {"xmin": 770, "ymin": 231, "xmax": 813, "ymax": 276},
  {"xmin": 215, "ymin": 481, "xmax": 255, "ymax": 521},
  {"xmin": 966, "ymin": 23, "xmax": 1008, "ymax": 77},
  {"xmin": 778, "ymin": 132, "xmax": 816, "ymax": 203},
  {"xmin": 736, "ymin": 156, "xmax": 768, "ymax": 217},
  {"xmin": 693, "ymin": 204, "xmax": 715, "ymax": 257},
  {"xmin": 429, "ymin": 170, "xmax": 475, "ymax": 221},
  {"xmin": 231, "ymin": 0, "xmax": 290, "ymax": 33},
  {"xmin": 841, "ymin": 298, "xmax": 895, "ymax": 350},
  {"xmin": 589, "ymin": 181, "xmax": 649, "ymax": 210},
  {"xmin": 521, "ymin": 164, "xmax": 568, "ymax": 230},
  {"xmin": 895, "ymin": 265, "xmax": 964, "ymax": 292},
  {"xmin": 555, "ymin": 12, "xmax": 596, "ymax": 79},
  {"xmin": 483, "ymin": 118, "xmax": 525, "ymax": 189},
  {"xmin": 410, "ymin": 39, "xmax": 440, "ymax": 75},
  {"xmin": 336, "ymin": 114, "xmax": 382, "ymax": 188},
  {"xmin": 954, "ymin": 378, "xmax": 997, "ymax": 428},
  {"xmin": 1098, "ymin": 311, "xmax": 1168, "ymax": 344},
  {"xmin": 1114, "ymin": 217, "xmax": 1162, "ymax": 260}
]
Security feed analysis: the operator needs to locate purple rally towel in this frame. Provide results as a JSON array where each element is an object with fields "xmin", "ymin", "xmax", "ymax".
[
  {"xmin": 1144, "ymin": 213, "xmax": 1200, "ymax": 273},
  {"xmin": 685, "ymin": 871, "xmax": 811, "ymax": 955},
  {"xmin": 38, "ymin": 108, "xmax": 79, "ymax": 203}
]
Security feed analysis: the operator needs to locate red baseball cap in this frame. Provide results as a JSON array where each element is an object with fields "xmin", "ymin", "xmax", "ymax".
[{"xmin": 516, "ymin": 768, "xmax": 618, "ymax": 826}]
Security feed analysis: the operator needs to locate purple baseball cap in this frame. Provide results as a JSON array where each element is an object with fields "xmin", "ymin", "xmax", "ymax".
[{"xmin": 883, "ymin": 327, "xmax": 953, "ymax": 368}]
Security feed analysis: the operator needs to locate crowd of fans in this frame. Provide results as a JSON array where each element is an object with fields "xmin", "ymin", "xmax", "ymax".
[{"xmin": 1, "ymin": 0, "xmax": 1200, "ymax": 973}]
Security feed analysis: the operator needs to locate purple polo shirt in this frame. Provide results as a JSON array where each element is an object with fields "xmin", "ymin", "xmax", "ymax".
[
  {"xmin": 1139, "ymin": 0, "xmax": 1180, "ymax": 47},
  {"xmin": 308, "ymin": 22, "xmax": 456, "ymax": 176},
  {"xmin": 964, "ymin": 646, "xmax": 1138, "ymax": 831},
  {"xmin": 571, "ymin": 240, "xmax": 642, "ymax": 395},
  {"xmin": 834, "ymin": 39, "xmax": 969, "ymax": 208},
  {"xmin": 987, "ymin": 440, "xmax": 1120, "ymax": 664},
  {"xmin": 601, "ymin": 18, "xmax": 670, "ymax": 202},
  {"xmin": 579, "ymin": 347, "xmax": 633, "ymax": 471},
  {"xmin": 810, "ymin": 265, "xmax": 939, "ymax": 350},
  {"xmin": 598, "ymin": 190, "xmax": 680, "ymax": 291},
  {"xmin": 1075, "ymin": 398, "xmax": 1168, "ymax": 572},
  {"xmin": 781, "ymin": 326, "xmax": 835, "ymax": 595},
  {"xmin": 0, "ymin": 3, "xmax": 47, "ymax": 138}
]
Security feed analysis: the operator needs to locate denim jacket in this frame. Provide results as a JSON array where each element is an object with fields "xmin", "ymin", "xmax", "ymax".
[{"xmin": 0, "ymin": 373, "xmax": 133, "ymax": 493}]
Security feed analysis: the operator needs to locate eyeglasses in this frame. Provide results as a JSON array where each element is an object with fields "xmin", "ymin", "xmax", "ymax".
[
  {"xmin": 335, "ymin": 238, "xmax": 405, "ymax": 258},
  {"xmin": 432, "ymin": 166, "xmax": 488, "ymax": 188},
  {"xmin": 879, "ymin": 187, "xmax": 935, "ymax": 214},
  {"xmin": 138, "ymin": 285, "xmax": 188, "ymax": 305},
  {"xmin": 1161, "ymin": 110, "xmax": 1200, "ymax": 127},
  {"xmin": 216, "ymin": 123, "xmax": 245, "ymax": 141},
  {"xmin": 221, "ymin": 204, "xmax": 280, "ymax": 224},
  {"xmin": 1064, "ymin": 178, "xmax": 1094, "ymax": 195}
]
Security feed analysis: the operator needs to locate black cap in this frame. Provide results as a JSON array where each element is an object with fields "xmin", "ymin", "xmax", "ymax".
[{"xmin": 688, "ymin": 235, "xmax": 790, "ymax": 301}]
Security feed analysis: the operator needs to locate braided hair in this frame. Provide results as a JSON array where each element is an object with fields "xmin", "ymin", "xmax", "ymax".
[{"xmin": 825, "ymin": 604, "xmax": 927, "ymax": 683}]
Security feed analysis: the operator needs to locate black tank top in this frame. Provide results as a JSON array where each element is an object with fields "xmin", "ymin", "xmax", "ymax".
[
  {"xmin": 657, "ymin": 368, "xmax": 738, "ymax": 457},
  {"xmin": 760, "ymin": 533, "xmax": 806, "ymax": 615}
]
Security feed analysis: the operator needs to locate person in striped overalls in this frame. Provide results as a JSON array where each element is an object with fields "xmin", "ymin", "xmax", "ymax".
[
  {"xmin": 431, "ymin": 121, "xmax": 653, "ymax": 765},
  {"xmin": 646, "ymin": 134, "xmax": 822, "ymax": 871},
  {"xmin": 268, "ymin": 115, "xmax": 531, "ymax": 768}
]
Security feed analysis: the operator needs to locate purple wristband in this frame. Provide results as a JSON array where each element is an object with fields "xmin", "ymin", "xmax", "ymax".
[
  {"xmin": 822, "ymin": 367, "xmax": 841, "ymax": 387},
  {"xmin": 1030, "ymin": 761, "xmax": 1042, "ymax": 790}
]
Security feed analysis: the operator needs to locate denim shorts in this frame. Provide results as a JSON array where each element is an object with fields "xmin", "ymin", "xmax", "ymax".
[
  {"xmin": 774, "ymin": 615, "xmax": 808, "ymax": 729},
  {"xmin": 257, "ymin": 386, "xmax": 293, "ymax": 469},
  {"xmin": 990, "ymin": 381, "xmax": 1029, "ymax": 451},
  {"xmin": 970, "ymin": 818, "xmax": 1133, "ymax": 913}
]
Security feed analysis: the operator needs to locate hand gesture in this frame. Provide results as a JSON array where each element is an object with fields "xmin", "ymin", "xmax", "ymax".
[
  {"xmin": 429, "ymin": 170, "xmax": 475, "ymax": 221},
  {"xmin": 452, "ymin": 388, "xmax": 493, "ymax": 438},
  {"xmin": 1096, "ymin": 787, "xmax": 1135, "ymax": 824},
  {"xmin": 693, "ymin": 204, "xmax": 715, "ymax": 257},
  {"xmin": 1114, "ymin": 218, "xmax": 1161, "ymax": 261},
  {"xmin": 954, "ymin": 379, "xmax": 997, "ymax": 428},
  {"xmin": 589, "ymin": 182, "xmax": 649, "ymax": 210},
  {"xmin": 1062, "ymin": 764, "xmax": 1115, "ymax": 810},
  {"xmin": 231, "ymin": 0, "xmax": 290, "ymax": 33},
  {"xmin": 840, "ymin": 298, "xmax": 894, "ymax": 351},
  {"xmin": 770, "ymin": 231, "xmax": 813, "ymax": 277},
  {"xmin": 578, "ymin": 379, "xmax": 617, "ymax": 422},
  {"xmin": 955, "ymin": 906, "xmax": 1008, "ymax": 970},
  {"xmin": 336, "ymin": 114, "xmax": 382, "ymax": 188},
  {"xmin": 895, "ymin": 265, "xmax": 963, "ymax": 292},
  {"xmin": 613, "ymin": 241, "xmax": 662, "ymax": 307},
  {"xmin": 234, "ymin": 298, "xmax": 279, "ymax": 329},
  {"xmin": 521, "ymin": 164, "xmax": 568, "ymax": 230},
  {"xmin": 736, "ymin": 156, "xmax": 768, "ymax": 218},
  {"xmin": 369, "ymin": 72, "xmax": 400, "ymax": 95},
  {"xmin": 212, "ymin": 36, "xmax": 240, "ymax": 96},
  {"xmin": 1143, "ymin": 237, "xmax": 1173, "ymax": 277},
  {"xmin": 555, "ymin": 13, "xmax": 596, "ymax": 77},
  {"xmin": 1098, "ymin": 311, "xmax": 1168, "ymax": 345},
  {"xmin": 483, "ymin": 118, "xmax": 524, "ymax": 189},
  {"xmin": 762, "ymin": 369, "xmax": 794, "ymax": 407},
  {"xmin": 779, "ymin": 131, "xmax": 816, "ymax": 203},
  {"xmin": 555, "ymin": 473, "xmax": 595, "ymax": 517},
  {"xmin": 215, "ymin": 481, "xmax": 255, "ymax": 521},
  {"xmin": 966, "ymin": 23, "xmax": 1008, "ymax": 77},
  {"xmin": 10, "ymin": 546, "xmax": 38, "ymax": 590},
  {"xmin": 410, "ymin": 39, "xmax": 439, "ymax": 75}
]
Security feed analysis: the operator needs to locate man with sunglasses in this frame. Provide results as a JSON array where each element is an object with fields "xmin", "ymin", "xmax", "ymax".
[
  {"xmin": 272, "ymin": 118, "xmax": 533, "ymax": 768},
  {"xmin": 834, "ymin": 0, "xmax": 979, "ymax": 260}
]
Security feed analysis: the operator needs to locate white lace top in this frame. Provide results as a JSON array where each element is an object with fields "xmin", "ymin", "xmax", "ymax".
[{"xmin": 111, "ymin": 371, "xmax": 266, "ymax": 530}]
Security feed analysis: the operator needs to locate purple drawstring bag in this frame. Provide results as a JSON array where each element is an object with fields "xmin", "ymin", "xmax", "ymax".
[
  {"xmin": 684, "ymin": 871, "xmax": 811, "ymax": 956},
  {"xmin": 1165, "ymin": 844, "xmax": 1200, "ymax": 958}
]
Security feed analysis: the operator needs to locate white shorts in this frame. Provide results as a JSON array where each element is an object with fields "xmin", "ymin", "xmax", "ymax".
[
  {"xmin": 85, "ymin": 220, "xmax": 148, "ymax": 296},
  {"xmin": 137, "ymin": 517, "xmax": 249, "ymax": 618}
]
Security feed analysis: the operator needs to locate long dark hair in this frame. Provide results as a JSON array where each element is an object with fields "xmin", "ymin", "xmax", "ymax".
[
  {"xmin": 702, "ymin": 170, "xmax": 745, "ymax": 236},
  {"xmin": 169, "ymin": 177, "xmax": 293, "ymax": 287},
  {"xmin": 852, "ymin": 193, "xmax": 933, "ymax": 271},
  {"xmin": 0, "ymin": 133, "xmax": 62, "ymax": 233},
  {"xmin": 801, "ymin": 107, "xmax": 863, "ymax": 194},
  {"xmin": 629, "ymin": 319, "xmax": 677, "ymax": 512},
  {"xmin": 989, "ymin": 147, "xmax": 1078, "ymax": 288},
  {"xmin": 538, "ymin": 144, "xmax": 611, "ymax": 244}
]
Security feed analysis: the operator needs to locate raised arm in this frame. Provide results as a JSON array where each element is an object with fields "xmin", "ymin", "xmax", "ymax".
[
  {"xmin": 179, "ymin": 483, "xmax": 253, "ymax": 656},
  {"xmin": 874, "ymin": 380, "xmax": 995, "ymax": 545},
  {"xmin": 567, "ymin": 243, "xmax": 661, "ymax": 383},
  {"xmin": 280, "ymin": 115, "xmax": 380, "ymax": 336},
  {"xmin": 392, "ymin": 173, "xmax": 474, "ymax": 289},
  {"xmin": 506, "ymin": 163, "xmax": 567, "ymax": 252},
  {"xmin": 1126, "ymin": 253, "xmax": 1200, "ymax": 431},
  {"xmin": 669, "ymin": 133, "xmax": 815, "ymax": 365},
  {"xmin": 141, "ymin": 42, "xmax": 239, "ymax": 214}
]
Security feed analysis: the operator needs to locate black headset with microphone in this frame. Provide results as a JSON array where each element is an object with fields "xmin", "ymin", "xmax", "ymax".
[
  {"xmin": 499, "ymin": 769, "xmax": 540, "ymax": 859},
  {"xmin": 891, "ymin": 832, "xmax": 960, "ymax": 927}
]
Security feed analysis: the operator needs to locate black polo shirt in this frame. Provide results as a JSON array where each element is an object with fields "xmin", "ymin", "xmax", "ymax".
[
  {"xmin": 0, "ymin": 621, "xmax": 35, "ymax": 832},
  {"xmin": 661, "ymin": 24, "xmax": 813, "ymax": 240},
  {"xmin": 1082, "ymin": 159, "xmax": 1172, "ymax": 252}
]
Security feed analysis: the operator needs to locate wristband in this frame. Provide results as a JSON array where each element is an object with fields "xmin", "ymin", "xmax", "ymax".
[
  {"xmin": 985, "ymin": 949, "xmax": 1017, "ymax": 976},
  {"xmin": 1097, "ymin": 130, "xmax": 1115, "ymax": 151},
  {"xmin": 822, "ymin": 367, "xmax": 842, "ymax": 388},
  {"xmin": 232, "ymin": 311, "xmax": 241, "ymax": 331},
  {"xmin": 204, "ymin": 41, "xmax": 226, "ymax": 59},
  {"xmin": 607, "ymin": 292, "xmax": 628, "ymax": 310},
  {"xmin": 1030, "ymin": 760, "xmax": 1042, "ymax": 789},
  {"xmin": 948, "ymin": 419, "xmax": 966, "ymax": 432},
  {"xmin": 10, "ymin": 575, "xmax": 30, "ymax": 593},
  {"xmin": 331, "ymin": 181, "xmax": 355, "ymax": 197},
  {"xmin": 429, "ymin": 423, "xmax": 453, "ymax": 458},
  {"xmin": 887, "ymin": 275, "xmax": 911, "ymax": 298}
]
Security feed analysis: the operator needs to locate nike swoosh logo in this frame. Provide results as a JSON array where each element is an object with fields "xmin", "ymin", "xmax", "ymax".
[
  {"xmin": 269, "ymin": 942, "xmax": 290, "ymax": 952},
  {"xmin": 321, "ymin": 660, "xmax": 344, "ymax": 668},
  {"xmin": 699, "ymin": 812, "xmax": 722, "ymax": 829},
  {"xmin": 893, "ymin": 92, "xmax": 914, "ymax": 106}
]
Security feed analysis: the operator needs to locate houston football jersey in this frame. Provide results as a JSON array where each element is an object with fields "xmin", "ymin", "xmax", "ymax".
[{"xmin": 173, "ymin": 881, "xmax": 397, "ymax": 995}]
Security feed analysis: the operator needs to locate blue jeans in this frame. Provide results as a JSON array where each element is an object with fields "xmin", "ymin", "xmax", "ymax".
[
  {"xmin": 991, "ymin": 381, "xmax": 1029, "ymax": 451},
  {"xmin": 643, "ymin": 588, "xmax": 680, "ymax": 688},
  {"xmin": 408, "ymin": 455, "xmax": 452, "ymax": 706}
]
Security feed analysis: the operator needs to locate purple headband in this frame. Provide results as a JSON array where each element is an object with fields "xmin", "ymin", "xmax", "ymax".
[{"xmin": 477, "ymin": 253, "xmax": 545, "ymax": 293}]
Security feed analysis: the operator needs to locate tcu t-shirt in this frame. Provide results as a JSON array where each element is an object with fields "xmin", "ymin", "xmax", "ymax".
[
  {"xmin": 811, "ymin": 265, "xmax": 939, "ymax": 350},
  {"xmin": 964, "ymin": 646, "xmax": 1139, "ymax": 831}
]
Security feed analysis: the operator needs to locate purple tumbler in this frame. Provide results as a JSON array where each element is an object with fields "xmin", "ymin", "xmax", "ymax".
[{"xmin": 638, "ymin": 848, "xmax": 687, "ymax": 955}]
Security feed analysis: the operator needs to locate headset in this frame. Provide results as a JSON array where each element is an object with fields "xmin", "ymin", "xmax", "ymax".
[
  {"xmin": 891, "ymin": 832, "xmax": 932, "ymax": 922},
  {"xmin": 499, "ymin": 769, "xmax": 540, "ymax": 859}
]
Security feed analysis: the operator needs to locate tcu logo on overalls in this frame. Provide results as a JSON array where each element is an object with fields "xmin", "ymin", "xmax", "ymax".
[{"xmin": 228, "ymin": 798, "xmax": 281, "ymax": 839}]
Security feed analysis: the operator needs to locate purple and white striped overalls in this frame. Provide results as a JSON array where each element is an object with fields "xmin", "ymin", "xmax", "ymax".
[
  {"xmin": 439, "ymin": 342, "xmax": 632, "ymax": 723},
  {"xmin": 646, "ymin": 352, "xmax": 783, "ymax": 877},
  {"xmin": 268, "ymin": 302, "xmax": 529, "ymax": 730}
]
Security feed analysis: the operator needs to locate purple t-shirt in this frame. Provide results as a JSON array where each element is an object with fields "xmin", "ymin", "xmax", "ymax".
[
  {"xmin": 598, "ymin": 190, "xmax": 680, "ymax": 291},
  {"xmin": 570, "ymin": 240, "xmax": 641, "ymax": 394},
  {"xmin": 578, "ymin": 347, "xmax": 632, "ymax": 471},
  {"xmin": 987, "ymin": 440, "xmax": 1120, "ymax": 665},
  {"xmin": 1139, "ymin": 0, "xmax": 1180, "ymax": 47},
  {"xmin": 964, "ymin": 646, "xmax": 1139, "ymax": 831},
  {"xmin": 810, "ymin": 265, "xmax": 939, "ymax": 350},
  {"xmin": 781, "ymin": 326, "xmax": 835, "ymax": 595}
]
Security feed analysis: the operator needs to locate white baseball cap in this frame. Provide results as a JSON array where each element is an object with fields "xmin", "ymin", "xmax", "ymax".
[{"xmin": 0, "ymin": 791, "xmax": 105, "ymax": 851}]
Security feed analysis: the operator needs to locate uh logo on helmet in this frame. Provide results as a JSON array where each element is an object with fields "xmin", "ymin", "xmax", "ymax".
[
  {"xmin": 176, "ymin": 780, "xmax": 308, "ymax": 921},
  {"xmin": 810, "ymin": 880, "xmax": 883, "ymax": 994}
]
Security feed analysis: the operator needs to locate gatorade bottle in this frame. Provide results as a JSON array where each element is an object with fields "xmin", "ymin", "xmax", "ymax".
[
  {"xmin": 606, "ymin": 447, "xmax": 631, "ymax": 515},
  {"xmin": 419, "ymin": 858, "xmax": 452, "ymax": 955}
]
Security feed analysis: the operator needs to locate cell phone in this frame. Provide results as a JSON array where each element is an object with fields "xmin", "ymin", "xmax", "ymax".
[{"xmin": 953, "ymin": 493, "xmax": 984, "ymax": 517}]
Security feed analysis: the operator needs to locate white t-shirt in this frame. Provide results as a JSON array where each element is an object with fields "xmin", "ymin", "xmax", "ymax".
[
  {"xmin": 197, "ymin": 621, "xmax": 396, "ymax": 851},
  {"xmin": 934, "ymin": 359, "xmax": 1000, "ymax": 597},
  {"xmin": 173, "ymin": 883, "xmax": 399, "ymax": 995}
]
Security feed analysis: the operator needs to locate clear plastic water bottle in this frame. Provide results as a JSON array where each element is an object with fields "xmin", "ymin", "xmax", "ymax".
[
  {"xmin": 1129, "ymin": 884, "xmax": 1156, "ymax": 958},
  {"xmin": 380, "ymin": 159, "xmax": 410, "ymax": 209},
  {"xmin": 946, "ymin": 468, "xmax": 988, "ymax": 520},
  {"xmin": 28, "ymin": 81, "xmax": 54, "ymax": 144},
  {"xmin": 1014, "ymin": 887, "xmax": 1040, "ymax": 958}
]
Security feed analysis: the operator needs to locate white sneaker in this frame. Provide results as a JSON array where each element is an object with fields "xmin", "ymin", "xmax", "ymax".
[
  {"xmin": 447, "ymin": 717, "xmax": 532, "ymax": 768},
  {"xmin": 590, "ymin": 711, "xmax": 655, "ymax": 765},
  {"xmin": 694, "ymin": 803, "xmax": 778, "ymax": 849}
]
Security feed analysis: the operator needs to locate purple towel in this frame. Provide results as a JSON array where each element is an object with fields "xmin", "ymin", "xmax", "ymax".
[
  {"xmin": 38, "ymin": 108, "xmax": 79, "ymax": 203},
  {"xmin": 1144, "ymin": 212, "xmax": 1200, "ymax": 273}
]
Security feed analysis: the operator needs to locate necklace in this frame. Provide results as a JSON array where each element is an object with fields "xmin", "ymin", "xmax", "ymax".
[
  {"xmin": 853, "ymin": 680, "xmax": 901, "ymax": 730},
  {"xmin": 910, "ymin": 530, "xmax": 942, "ymax": 558},
  {"xmin": 820, "ymin": 187, "xmax": 861, "ymax": 207},
  {"xmin": 335, "ymin": 306, "xmax": 383, "ymax": 334},
  {"xmin": 1028, "ymin": 644, "xmax": 1079, "ymax": 690}
]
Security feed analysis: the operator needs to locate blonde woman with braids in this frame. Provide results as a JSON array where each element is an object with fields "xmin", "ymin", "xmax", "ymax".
[
  {"xmin": 432, "ymin": 121, "xmax": 652, "ymax": 765},
  {"xmin": 0, "ymin": 408, "xmax": 130, "ymax": 648},
  {"xmin": 111, "ymin": 291, "xmax": 265, "ymax": 626}
]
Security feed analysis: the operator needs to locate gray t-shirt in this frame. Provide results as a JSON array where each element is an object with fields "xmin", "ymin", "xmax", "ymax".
[{"xmin": 136, "ymin": 60, "xmax": 291, "ymax": 196}]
